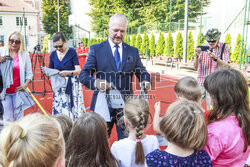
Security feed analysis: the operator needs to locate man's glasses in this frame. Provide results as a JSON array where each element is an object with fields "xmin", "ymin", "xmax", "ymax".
[
  {"xmin": 207, "ymin": 41, "xmax": 216, "ymax": 43},
  {"xmin": 9, "ymin": 39, "xmax": 21, "ymax": 45},
  {"xmin": 54, "ymin": 45, "xmax": 63, "ymax": 48}
]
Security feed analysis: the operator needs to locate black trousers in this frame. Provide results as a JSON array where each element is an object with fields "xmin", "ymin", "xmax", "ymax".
[{"xmin": 107, "ymin": 109, "xmax": 127, "ymax": 140}]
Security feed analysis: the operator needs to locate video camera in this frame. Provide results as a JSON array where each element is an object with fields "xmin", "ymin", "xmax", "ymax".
[
  {"xmin": 198, "ymin": 45, "xmax": 213, "ymax": 52},
  {"xmin": 33, "ymin": 44, "xmax": 41, "ymax": 53}
]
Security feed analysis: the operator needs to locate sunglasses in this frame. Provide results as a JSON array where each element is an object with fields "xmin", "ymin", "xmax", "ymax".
[
  {"xmin": 54, "ymin": 45, "xmax": 64, "ymax": 49},
  {"xmin": 207, "ymin": 41, "xmax": 216, "ymax": 43},
  {"xmin": 9, "ymin": 39, "xmax": 21, "ymax": 45}
]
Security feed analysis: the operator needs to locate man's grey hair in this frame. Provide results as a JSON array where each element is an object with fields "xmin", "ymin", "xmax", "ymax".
[{"xmin": 109, "ymin": 13, "xmax": 128, "ymax": 26}]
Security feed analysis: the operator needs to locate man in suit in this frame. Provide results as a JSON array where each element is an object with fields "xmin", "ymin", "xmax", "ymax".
[{"xmin": 79, "ymin": 13, "xmax": 150, "ymax": 140}]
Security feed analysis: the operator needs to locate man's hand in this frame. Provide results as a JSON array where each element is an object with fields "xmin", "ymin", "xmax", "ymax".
[
  {"xmin": 207, "ymin": 50, "xmax": 216, "ymax": 59},
  {"xmin": 195, "ymin": 47, "xmax": 202, "ymax": 57},
  {"xmin": 142, "ymin": 80, "xmax": 151, "ymax": 92},
  {"xmin": 94, "ymin": 79, "xmax": 111, "ymax": 93}
]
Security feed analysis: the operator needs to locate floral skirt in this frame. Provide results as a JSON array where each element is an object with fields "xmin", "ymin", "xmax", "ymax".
[{"xmin": 52, "ymin": 76, "xmax": 85, "ymax": 121}]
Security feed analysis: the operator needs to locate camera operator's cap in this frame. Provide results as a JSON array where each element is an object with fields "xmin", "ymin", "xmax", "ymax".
[{"xmin": 205, "ymin": 28, "xmax": 221, "ymax": 42}]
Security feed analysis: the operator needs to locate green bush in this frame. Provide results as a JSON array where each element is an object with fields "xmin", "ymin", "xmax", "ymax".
[
  {"xmin": 97, "ymin": 38, "xmax": 101, "ymax": 43},
  {"xmin": 90, "ymin": 38, "xmax": 98, "ymax": 45},
  {"xmin": 231, "ymin": 34, "xmax": 245, "ymax": 63},
  {"xmin": 149, "ymin": 33, "xmax": 156, "ymax": 56},
  {"xmin": 131, "ymin": 34, "xmax": 136, "ymax": 47},
  {"xmin": 136, "ymin": 34, "xmax": 142, "ymax": 52},
  {"xmin": 141, "ymin": 32, "xmax": 149, "ymax": 54},
  {"xmin": 81, "ymin": 38, "xmax": 89, "ymax": 48},
  {"xmin": 164, "ymin": 32, "xmax": 174, "ymax": 57},
  {"xmin": 224, "ymin": 33, "xmax": 232, "ymax": 56},
  {"xmin": 174, "ymin": 32, "xmax": 183, "ymax": 58},
  {"xmin": 42, "ymin": 34, "xmax": 51, "ymax": 53},
  {"xmin": 187, "ymin": 31, "xmax": 195, "ymax": 60},
  {"xmin": 156, "ymin": 32, "xmax": 165, "ymax": 56},
  {"xmin": 196, "ymin": 32, "xmax": 205, "ymax": 45},
  {"xmin": 124, "ymin": 34, "xmax": 130, "ymax": 44}
]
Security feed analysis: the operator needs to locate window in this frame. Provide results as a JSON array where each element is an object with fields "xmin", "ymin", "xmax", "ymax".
[
  {"xmin": 0, "ymin": 35, "xmax": 4, "ymax": 43},
  {"xmin": 16, "ymin": 17, "xmax": 27, "ymax": 26},
  {"xmin": 0, "ymin": 16, "xmax": 2, "ymax": 26}
]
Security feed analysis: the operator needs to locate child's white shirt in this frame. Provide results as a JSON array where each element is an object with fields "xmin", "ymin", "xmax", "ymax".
[{"xmin": 111, "ymin": 135, "xmax": 159, "ymax": 167}]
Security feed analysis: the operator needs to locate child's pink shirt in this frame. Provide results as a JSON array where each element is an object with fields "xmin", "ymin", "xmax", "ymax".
[{"xmin": 204, "ymin": 115, "xmax": 250, "ymax": 167}]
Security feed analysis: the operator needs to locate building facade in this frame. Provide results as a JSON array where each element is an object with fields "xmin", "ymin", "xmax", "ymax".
[{"xmin": 0, "ymin": 0, "xmax": 40, "ymax": 51}]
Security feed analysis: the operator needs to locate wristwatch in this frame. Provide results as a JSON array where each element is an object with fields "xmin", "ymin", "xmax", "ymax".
[{"xmin": 213, "ymin": 57, "xmax": 218, "ymax": 61}]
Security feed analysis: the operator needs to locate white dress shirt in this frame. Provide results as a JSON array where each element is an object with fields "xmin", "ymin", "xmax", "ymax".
[{"xmin": 108, "ymin": 39, "xmax": 123, "ymax": 62}]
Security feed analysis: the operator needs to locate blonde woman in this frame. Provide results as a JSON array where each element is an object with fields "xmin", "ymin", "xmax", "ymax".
[
  {"xmin": 0, "ymin": 113, "xmax": 65, "ymax": 167},
  {"xmin": 0, "ymin": 31, "xmax": 33, "ymax": 121}
]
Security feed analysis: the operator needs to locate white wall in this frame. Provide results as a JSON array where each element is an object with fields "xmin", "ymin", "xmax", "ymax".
[
  {"xmin": 0, "ymin": 12, "xmax": 39, "ymax": 52},
  {"xmin": 70, "ymin": 0, "xmax": 93, "ymax": 39}
]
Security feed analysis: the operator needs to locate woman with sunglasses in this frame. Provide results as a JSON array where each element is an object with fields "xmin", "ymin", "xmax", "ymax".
[
  {"xmin": 0, "ymin": 31, "xmax": 33, "ymax": 121},
  {"xmin": 46, "ymin": 32, "xmax": 85, "ymax": 120}
]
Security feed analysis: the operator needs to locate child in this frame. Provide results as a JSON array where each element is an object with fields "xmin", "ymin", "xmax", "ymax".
[
  {"xmin": 0, "ymin": 113, "xmax": 65, "ymax": 167},
  {"xmin": 244, "ymin": 62, "xmax": 250, "ymax": 166},
  {"xmin": 66, "ymin": 112, "xmax": 118, "ymax": 167},
  {"xmin": 146, "ymin": 99, "xmax": 212, "ymax": 166},
  {"xmin": 204, "ymin": 68, "xmax": 250, "ymax": 167},
  {"xmin": 111, "ymin": 97, "xmax": 159, "ymax": 167},
  {"xmin": 245, "ymin": 62, "xmax": 250, "ymax": 83},
  {"xmin": 153, "ymin": 76, "xmax": 202, "ymax": 145},
  {"xmin": 53, "ymin": 114, "xmax": 73, "ymax": 144}
]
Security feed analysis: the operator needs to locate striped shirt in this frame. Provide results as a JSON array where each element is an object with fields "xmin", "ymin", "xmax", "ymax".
[{"xmin": 197, "ymin": 42, "xmax": 230, "ymax": 86}]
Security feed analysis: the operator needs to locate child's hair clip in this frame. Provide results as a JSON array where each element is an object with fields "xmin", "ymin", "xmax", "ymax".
[{"xmin": 193, "ymin": 110, "xmax": 202, "ymax": 114}]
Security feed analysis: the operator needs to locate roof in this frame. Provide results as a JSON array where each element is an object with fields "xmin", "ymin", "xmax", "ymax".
[{"xmin": 0, "ymin": 0, "xmax": 39, "ymax": 13}]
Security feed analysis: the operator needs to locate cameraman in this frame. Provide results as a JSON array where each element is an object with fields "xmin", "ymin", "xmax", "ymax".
[
  {"xmin": 33, "ymin": 44, "xmax": 41, "ymax": 53},
  {"xmin": 193, "ymin": 28, "xmax": 230, "ymax": 110}
]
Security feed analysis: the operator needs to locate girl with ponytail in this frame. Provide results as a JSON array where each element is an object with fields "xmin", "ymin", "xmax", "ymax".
[
  {"xmin": 0, "ymin": 113, "xmax": 65, "ymax": 167},
  {"xmin": 111, "ymin": 96, "xmax": 159, "ymax": 167}
]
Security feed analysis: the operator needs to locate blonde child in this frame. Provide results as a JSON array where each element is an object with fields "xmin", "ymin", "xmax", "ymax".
[
  {"xmin": 0, "ymin": 113, "xmax": 65, "ymax": 167},
  {"xmin": 153, "ymin": 76, "xmax": 202, "ymax": 145},
  {"xmin": 146, "ymin": 99, "xmax": 212, "ymax": 166},
  {"xmin": 111, "ymin": 97, "xmax": 159, "ymax": 167}
]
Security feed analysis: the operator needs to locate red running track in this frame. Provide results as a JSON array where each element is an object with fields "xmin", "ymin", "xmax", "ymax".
[{"xmin": 26, "ymin": 54, "xmax": 205, "ymax": 145}]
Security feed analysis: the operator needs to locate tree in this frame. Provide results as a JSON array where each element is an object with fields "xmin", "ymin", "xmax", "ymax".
[
  {"xmin": 41, "ymin": 0, "xmax": 72, "ymax": 38},
  {"xmin": 88, "ymin": 0, "xmax": 210, "ymax": 35},
  {"xmin": 141, "ymin": 32, "xmax": 149, "ymax": 54},
  {"xmin": 131, "ymin": 34, "xmax": 137, "ymax": 47},
  {"xmin": 196, "ymin": 32, "xmax": 205, "ymax": 45},
  {"xmin": 124, "ymin": 34, "xmax": 130, "ymax": 44},
  {"xmin": 156, "ymin": 32, "xmax": 165, "ymax": 56},
  {"xmin": 174, "ymin": 32, "xmax": 183, "ymax": 58},
  {"xmin": 164, "ymin": 32, "xmax": 174, "ymax": 57},
  {"xmin": 224, "ymin": 33, "xmax": 232, "ymax": 56},
  {"xmin": 187, "ymin": 31, "xmax": 195, "ymax": 60},
  {"xmin": 149, "ymin": 33, "xmax": 156, "ymax": 56},
  {"xmin": 231, "ymin": 34, "xmax": 245, "ymax": 63},
  {"xmin": 136, "ymin": 34, "xmax": 142, "ymax": 52},
  {"xmin": 42, "ymin": 34, "xmax": 51, "ymax": 53}
]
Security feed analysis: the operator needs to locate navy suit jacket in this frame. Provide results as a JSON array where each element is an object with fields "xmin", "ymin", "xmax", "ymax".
[{"xmin": 79, "ymin": 40, "xmax": 150, "ymax": 111}]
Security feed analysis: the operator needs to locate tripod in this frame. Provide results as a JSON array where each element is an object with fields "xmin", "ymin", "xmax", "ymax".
[{"xmin": 31, "ymin": 49, "xmax": 52, "ymax": 96}]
